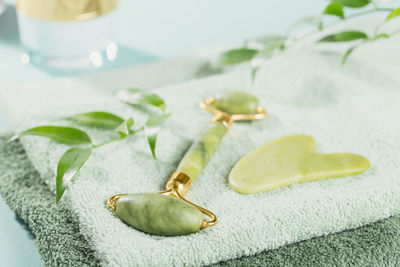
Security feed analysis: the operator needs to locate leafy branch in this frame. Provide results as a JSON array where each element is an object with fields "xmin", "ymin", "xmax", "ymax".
[
  {"xmin": 218, "ymin": 0, "xmax": 400, "ymax": 80},
  {"xmin": 117, "ymin": 88, "xmax": 166, "ymax": 114},
  {"xmin": 7, "ymin": 89, "xmax": 169, "ymax": 203}
]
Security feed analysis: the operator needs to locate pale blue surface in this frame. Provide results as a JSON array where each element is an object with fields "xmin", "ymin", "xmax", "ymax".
[{"xmin": 0, "ymin": 0, "xmax": 324, "ymax": 266}]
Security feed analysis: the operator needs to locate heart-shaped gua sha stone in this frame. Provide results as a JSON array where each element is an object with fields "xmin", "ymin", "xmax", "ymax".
[{"xmin": 229, "ymin": 134, "xmax": 370, "ymax": 194}]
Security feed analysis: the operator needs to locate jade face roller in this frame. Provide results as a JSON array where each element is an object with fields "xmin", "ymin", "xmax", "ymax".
[{"xmin": 108, "ymin": 91, "xmax": 266, "ymax": 236}]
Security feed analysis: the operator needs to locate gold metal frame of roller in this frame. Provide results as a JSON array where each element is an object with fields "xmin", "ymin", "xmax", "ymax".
[
  {"xmin": 108, "ymin": 97, "xmax": 266, "ymax": 230},
  {"xmin": 201, "ymin": 97, "xmax": 266, "ymax": 129}
]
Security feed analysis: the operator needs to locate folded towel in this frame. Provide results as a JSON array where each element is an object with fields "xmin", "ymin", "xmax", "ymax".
[
  {"xmin": 1, "ymin": 17, "xmax": 400, "ymax": 266},
  {"xmin": 0, "ymin": 135, "xmax": 98, "ymax": 266},
  {"xmin": 2, "ymin": 136, "xmax": 400, "ymax": 267},
  {"xmin": 2, "ymin": 51, "xmax": 400, "ymax": 267},
  {"xmin": 0, "ymin": 54, "xmax": 223, "ymax": 266}
]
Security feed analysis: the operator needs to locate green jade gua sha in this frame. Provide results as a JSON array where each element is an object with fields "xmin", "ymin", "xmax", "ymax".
[
  {"xmin": 229, "ymin": 134, "xmax": 370, "ymax": 194},
  {"xmin": 108, "ymin": 91, "xmax": 266, "ymax": 236}
]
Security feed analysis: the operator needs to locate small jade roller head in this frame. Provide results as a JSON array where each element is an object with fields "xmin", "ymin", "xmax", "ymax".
[
  {"xmin": 202, "ymin": 90, "xmax": 266, "ymax": 128},
  {"xmin": 213, "ymin": 90, "xmax": 261, "ymax": 115},
  {"xmin": 108, "ymin": 91, "xmax": 266, "ymax": 236}
]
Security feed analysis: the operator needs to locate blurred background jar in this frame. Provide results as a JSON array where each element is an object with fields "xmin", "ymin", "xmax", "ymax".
[
  {"xmin": 16, "ymin": 0, "xmax": 119, "ymax": 69},
  {"xmin": 0, "ymin": 0, "xmax": 4, "ymax": 15}
]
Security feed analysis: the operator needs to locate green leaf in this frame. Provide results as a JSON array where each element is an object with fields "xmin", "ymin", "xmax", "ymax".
[
  {"xmin": 323, "ymin": 3, "xmax": 344, "ymax": 18},
  {"xmin": 385, "ymin": 7, "xmax": 400, "ymax": 22},
  {"xmin": 319, "ymin": 31, "xmax": 368, "ymax": 42},
  {"xmin": 373, "ymin": 33, "xmax": 390, "ymax": 40},
  {"xmin": 117, "ymin": 89, "xmax": 166, "ymax": 113},
  {"xmin": 56, "ymin": 147, "xmax": 91, "ymax": 203},
  {"xmin": 10, "ymin": 126, "xmax": 92, "ymax": 145},
  {"xmin": 254, "ymin": 35, "xmax": 286, "ymax": 48},
  {"xmin": 341, "ymin": 46, "xmax": 358, "ymax": 65},
  {"xmin": 114, "ymin": 118, "xmax": 134, "ymax": 138},
  {"xmin": 144, "ymin": 114, "xmax": 170, "ymax": 159},
  {"xmin": 218, "ymin": 48, "xmax": 258, "ymax": 65},
  {"xmin": 65, "ymin": 111, "xmax": 124, "ymax": 129},
  {"xmin": 289, "ymin": 16, "xmax": 323, "ymax": 32},
  {"xmin": 254, "ymin": 35, "xmax": 287, "ymax": 56},
  {"xmin": 250, "ymin": 66, "xmax": 260, "ymax": 88},
  {"xmin": 331, "ymin": 0, "xmax": 370, "ymax": 8},
  {"xmin": 195, "ymin": 62, "xmax": 223, "ymax": 78}
]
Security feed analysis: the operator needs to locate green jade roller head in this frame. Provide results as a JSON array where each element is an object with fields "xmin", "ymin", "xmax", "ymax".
[{"xmin": 108, "ymin": 90, "xmax": 266, "ymax": 236}]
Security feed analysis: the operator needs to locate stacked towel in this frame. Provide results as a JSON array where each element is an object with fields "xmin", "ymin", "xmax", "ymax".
[
  {"xmin": 1, "ymin": 136, "xmax": 400, "ymax": 267},
  {"xmin": 1, "ymin": 16, "xmax": 400, "ymax": 266}
]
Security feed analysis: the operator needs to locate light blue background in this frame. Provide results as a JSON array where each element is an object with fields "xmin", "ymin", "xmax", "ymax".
[{"xmin": 0, "ymin": 0, "xmax": 324, "ymax": 266}]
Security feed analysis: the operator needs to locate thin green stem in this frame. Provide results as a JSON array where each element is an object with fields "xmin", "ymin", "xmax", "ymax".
[
  {"xmin": 291, "ymin": 7, "xmax": 393, "ymax": 44},
  {"xmin": 92, "ymin": 136, "xmax": 122, "ymax": 149},
  {"xmin": 346, "ymin": 7, "xmax": 393, "ymax": 20},
  {"xmin": 249, "ymin": 5, "xmax": 395, "ymax": 82},
  {"xmin": 91, "ymin": 127, "xmax": 144, "ymax": 149},
  {"xmin": 131, "ymin": 127, "xmax": 144, "ymax": 135}
]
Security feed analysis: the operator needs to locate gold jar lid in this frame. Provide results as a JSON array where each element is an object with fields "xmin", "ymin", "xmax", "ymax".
[{"xmin": 16, "ymin": 0, "xmax": 119, "ymax": 21}]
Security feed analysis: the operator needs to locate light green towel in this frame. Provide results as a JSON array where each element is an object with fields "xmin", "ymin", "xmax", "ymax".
[
  {"xmin": 0, "ymin": 55, "xmax": 222, "ymax": 266},
  {"xmin": 2, "ymin": 135, "xmax": 400, "ymax": 267},
  {"xmin": 1, "ymin": 18, "xmax": 400, "ymax": 266}
]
